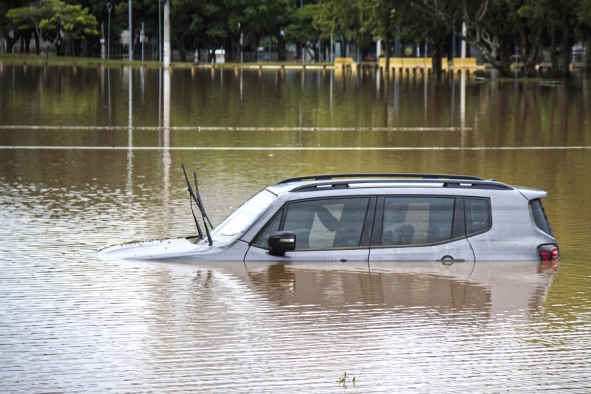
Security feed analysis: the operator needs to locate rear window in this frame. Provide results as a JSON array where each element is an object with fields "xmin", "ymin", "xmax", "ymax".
[
  {"xmin": 465, "ymin": 198, "xmax": 491, "ymax": 236},
  {"xmin": 530, "ymin": 199, "xmax": 553, "ymax": 236}
]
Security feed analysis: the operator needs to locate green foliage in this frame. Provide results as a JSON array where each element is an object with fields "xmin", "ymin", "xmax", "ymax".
[
  {"xmin": 581, "ymin": 0, "xmax": 591, "ymax": 24},
  {"xmin": 3, "ymin": 0, "xmax": 591, "ymax": 72},
  {"xmin": 284, "ymin": 3, "xmax": 322, "ymax": 43},
  {"xmin": 7, "ymin": 0, "xmax": 98, "ymax": 44},
  {"xmin": 313, "ymin": 0, "xmax": 359, "ymax": 39},
  {"xmin": 358, "ymin": 0, "xmax": 399, "ymax": 42}
]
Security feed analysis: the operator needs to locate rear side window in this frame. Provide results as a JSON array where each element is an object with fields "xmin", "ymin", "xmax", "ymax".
[
  {"xmin": 530, "ymin": 199, "xmax": 553, "ymax": 236},
  {"xmin": 465, "ymin": 198, "xmax": 491, "ymax": 236},
  {"xmin": 381, "ymin": 197, "xmax": 455, "ymax": 246}
]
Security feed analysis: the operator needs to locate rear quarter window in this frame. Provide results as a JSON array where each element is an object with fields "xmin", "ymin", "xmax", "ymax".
[{"xmin": 465, "ymin": 198, "xmax": 491, "ymax": 236}]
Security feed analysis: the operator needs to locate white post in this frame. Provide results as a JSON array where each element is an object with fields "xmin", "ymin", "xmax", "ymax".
[
  {"xmin": 127, "ymin": 69, "xmax": 133, "ymax": 193},
  {"xmin": 377, "ymin": 40, "xmax": 381, "ymax": 59},
  {"xmin": 128, "ymin": 0, "xmax": 132, "ymax": 61},
  {"xmin": 162, "ymin": 67, "xmax": 171, "ymax": 235},
  {"xmin": 461, "ymin": 22, "xmax": 466, "ymax": 58},
  {"xmin": 141, "ymin": 22, "xmax": 144, "ymax": 61},
  {"xmin": 163, "ymin": 0, "xmax": 171, "ymax": 68},
  {"xmin": 330, "ymin": 33, "xmax": 334, "ymax": 63},
  {"xmin": 163, "ymin": 67, "xmax": 170, "ymax": 129},
  {"xmin": 158, "ymin": 0, "xmax": 162, "ymax": 62},
  {"xmin": 239, "ymin": 22, "xmax": 243, "ymax": 63},
  {"xmin": 460, "ymin": 67, "xmax": 466, "ymax": 128},
  {"xmin": 107, "ymin": 3, "xmax": 112, "ymax": 59}
]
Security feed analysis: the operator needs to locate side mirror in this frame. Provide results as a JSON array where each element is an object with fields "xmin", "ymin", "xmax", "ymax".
[{"xmin": 268, "ymin": 231, "xmax": 296, "ymax": 257}]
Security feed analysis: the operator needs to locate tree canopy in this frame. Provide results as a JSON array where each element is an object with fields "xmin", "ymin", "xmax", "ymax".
[
  {"xmin": 7, "ymin": 0, "xmax": 98, "ymax": 55},
  {"xmin": 3, "ymin": 0, "xmax": 590, "ymax": 77}
]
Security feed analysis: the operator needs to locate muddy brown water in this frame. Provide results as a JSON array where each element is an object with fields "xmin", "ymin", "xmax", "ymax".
[{"xmin": 1, "ymin": 65, "xmax": 590, "ymax": 392}]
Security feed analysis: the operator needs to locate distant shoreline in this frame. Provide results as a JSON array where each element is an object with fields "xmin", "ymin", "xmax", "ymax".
[{"xmin": 0, "ymin": 53, "xmax": 335, "ymax": 70}]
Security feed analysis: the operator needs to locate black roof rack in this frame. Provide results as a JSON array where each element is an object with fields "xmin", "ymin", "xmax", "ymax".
[
  {"xmin": 275, "ymin": 173, "xmax": 485, "ymax": 185},
  {"xmin": 274, "ymin": 175, "xmax": 513, "ymax": 192}
]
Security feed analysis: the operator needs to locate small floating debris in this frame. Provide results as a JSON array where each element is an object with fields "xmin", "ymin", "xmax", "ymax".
[{"xmin": 336, "ymin": 371, "xmax": 356, "ymax": 388}]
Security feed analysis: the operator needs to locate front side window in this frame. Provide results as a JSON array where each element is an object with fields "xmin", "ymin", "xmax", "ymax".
[
  {"xmin": 381, "ymin": 197, "xmax": 455, "ymax": 246},
  {"xmin": 256, "ymin": 198, "xmax": 370, "ymax": 250}
]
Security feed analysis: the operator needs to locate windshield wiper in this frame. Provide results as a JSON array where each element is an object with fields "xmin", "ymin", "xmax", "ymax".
[
  {"xmin": 181, "ymin": 164, "xmax": 213, "ymax": 246},
  {"xmin": 193, "ymin": 172, "xmax": 214, "ymax": 230}
]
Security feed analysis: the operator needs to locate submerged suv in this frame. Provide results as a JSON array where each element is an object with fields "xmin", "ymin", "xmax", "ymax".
[{"xmin": 98, "ymin": 173, "xmax": 559, "ymax": 262}]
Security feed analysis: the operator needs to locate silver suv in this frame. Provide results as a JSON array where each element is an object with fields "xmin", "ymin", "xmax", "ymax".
[{"xmin": 98, "ymin": 173, "xmax": 559, "ymax": 262}]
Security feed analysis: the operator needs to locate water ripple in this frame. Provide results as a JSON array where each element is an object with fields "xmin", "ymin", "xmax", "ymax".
[{"xmin": 2, "ymin": 156, "xmax": 591, "ymax": 393}]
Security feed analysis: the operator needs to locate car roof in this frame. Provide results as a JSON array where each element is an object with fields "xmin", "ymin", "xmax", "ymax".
[{"xmin": 265, "ymin": 173, "xmax": 525, "ymax": 195}]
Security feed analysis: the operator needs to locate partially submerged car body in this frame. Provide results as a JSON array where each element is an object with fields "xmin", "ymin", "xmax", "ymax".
[{"xmin": 98, "ymin": 173, "xmax": 559, "ymax": 263}]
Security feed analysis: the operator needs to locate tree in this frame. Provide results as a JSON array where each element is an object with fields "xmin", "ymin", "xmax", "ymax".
[
  {"xmin": 1, "ymin": 0, "xmax": 27, "ymax": 53},
  {"xmin": 7, "ymin": 0, "xmax": 98, "ymax": 56},
  {"xmin": 580, "ymin": 0, "xmax": 591, "ymax": 70},
  {"xmin": 314, "ymin": 0, "xmax": 359, "ymax": 58},
  {"xmin": 284, "ymin": 3, "xmax": 324, "ymax": 61},
  {"xmin": 404, "ymin": 0, "xmax": 516, "ymax": 77},
  {"xmin": 227, "ymin": 0, "xmax": 293, "ymax": 61},
  {"xmin": 359, "ymin": 0, "xmax": 398, "ymax": 68},
  {"xmin": 544, "ymin": 0, "xmax": 580, "ymax": 77}
]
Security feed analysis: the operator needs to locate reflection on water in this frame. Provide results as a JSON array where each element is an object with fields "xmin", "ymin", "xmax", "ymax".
[
  {"xmin": 242, "ymin": 261, "xmax": 559, "ymax": 318},
  {"xmin": 1, "ymin": 65, "xmax": 591, "ymax": 392}
]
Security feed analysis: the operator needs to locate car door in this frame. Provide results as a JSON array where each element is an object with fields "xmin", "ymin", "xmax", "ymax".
[
  {"xmin": 369, "ymin": 196, "xmax": 475, "ymax": 263},
  {"xmin": 244, "ymin": 197, "xmax": 375, "ymax": 262}
]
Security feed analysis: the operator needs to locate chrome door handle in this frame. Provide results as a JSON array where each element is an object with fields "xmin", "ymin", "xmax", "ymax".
[{"xmin": 436, "ymin": 255, "xmax": 465, "ymax": 265}]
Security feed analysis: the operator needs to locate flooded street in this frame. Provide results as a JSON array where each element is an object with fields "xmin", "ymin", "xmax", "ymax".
[{"xmin": 1, "ymin": 65, "xmax": 591, "ymax": 392}]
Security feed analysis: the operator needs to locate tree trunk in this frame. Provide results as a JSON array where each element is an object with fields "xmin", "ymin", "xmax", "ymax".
[
  {"xmin": 54, "ymin": 39, "xmax": 63, "ymax": 56},
  {"xmin": 313, "ymin": 39, "xmax": 321, "ymax": 62},
  {"xmin": 431, "ymin": 41, "xmax": 443, "ymax": 79},
  {"xmin": 384, "ymin": 37, "xmax": 391, "ymax": 72},
  {"xmin": 274, "ymin": 29, "xmax": 287, "ymax": 61},
  {"xmin": 585, "ymin": 34, "xmax": 591, "ymax": 72},
  {"xmin": 550, "ymin": 24, "xmax": 559, "ymax": 77},
  {"xmin": 529, "ymin": 27, "xmax": 544, "ymax": 77},
  {"xmin": 560, "ymin": 24, "xmax": 571, "ymax": 78},
  {"xmin": 22, "ymin": 30, "xmax": 31, "ymax": 52},
  {"xmin": 520, "ymin": 36, "xmax": 531, "ymax": 77},
  {"xmin": 177, "ymin": 38, "xmax": 186, "ymax": 62},
  {"xmin": 33, "ymin": 30, "xmax": 40, "ymax": 55},
  {"xmin": 498, "ymin": 38, "xmax": 513, "ymax": 75},
  {"xmin": 474, "ymin": 39, "xmax": 511, "ymax": 76},
  {"xmin": 253, "ymin": 33, "xmax": 261, "ymax": 62},
  {"xmin": 361, "ymin": 45, "xmax": 369, "ymax": 60}
]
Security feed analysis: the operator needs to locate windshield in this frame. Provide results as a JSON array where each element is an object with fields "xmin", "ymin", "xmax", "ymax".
[{"xmin": 204, "ymin": 189, "xmax": 276, "ymax": 245}]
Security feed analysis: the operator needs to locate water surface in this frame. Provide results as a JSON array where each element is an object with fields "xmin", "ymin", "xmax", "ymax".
[{"xmin": 1, "ymin": 65, "xmax": 590, "ymax": 392}]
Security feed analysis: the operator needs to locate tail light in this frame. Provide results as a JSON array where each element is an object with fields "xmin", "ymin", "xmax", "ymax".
[{"xmin": 539, "ymin": 244, "xmax": 559, "ymax": 261}]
